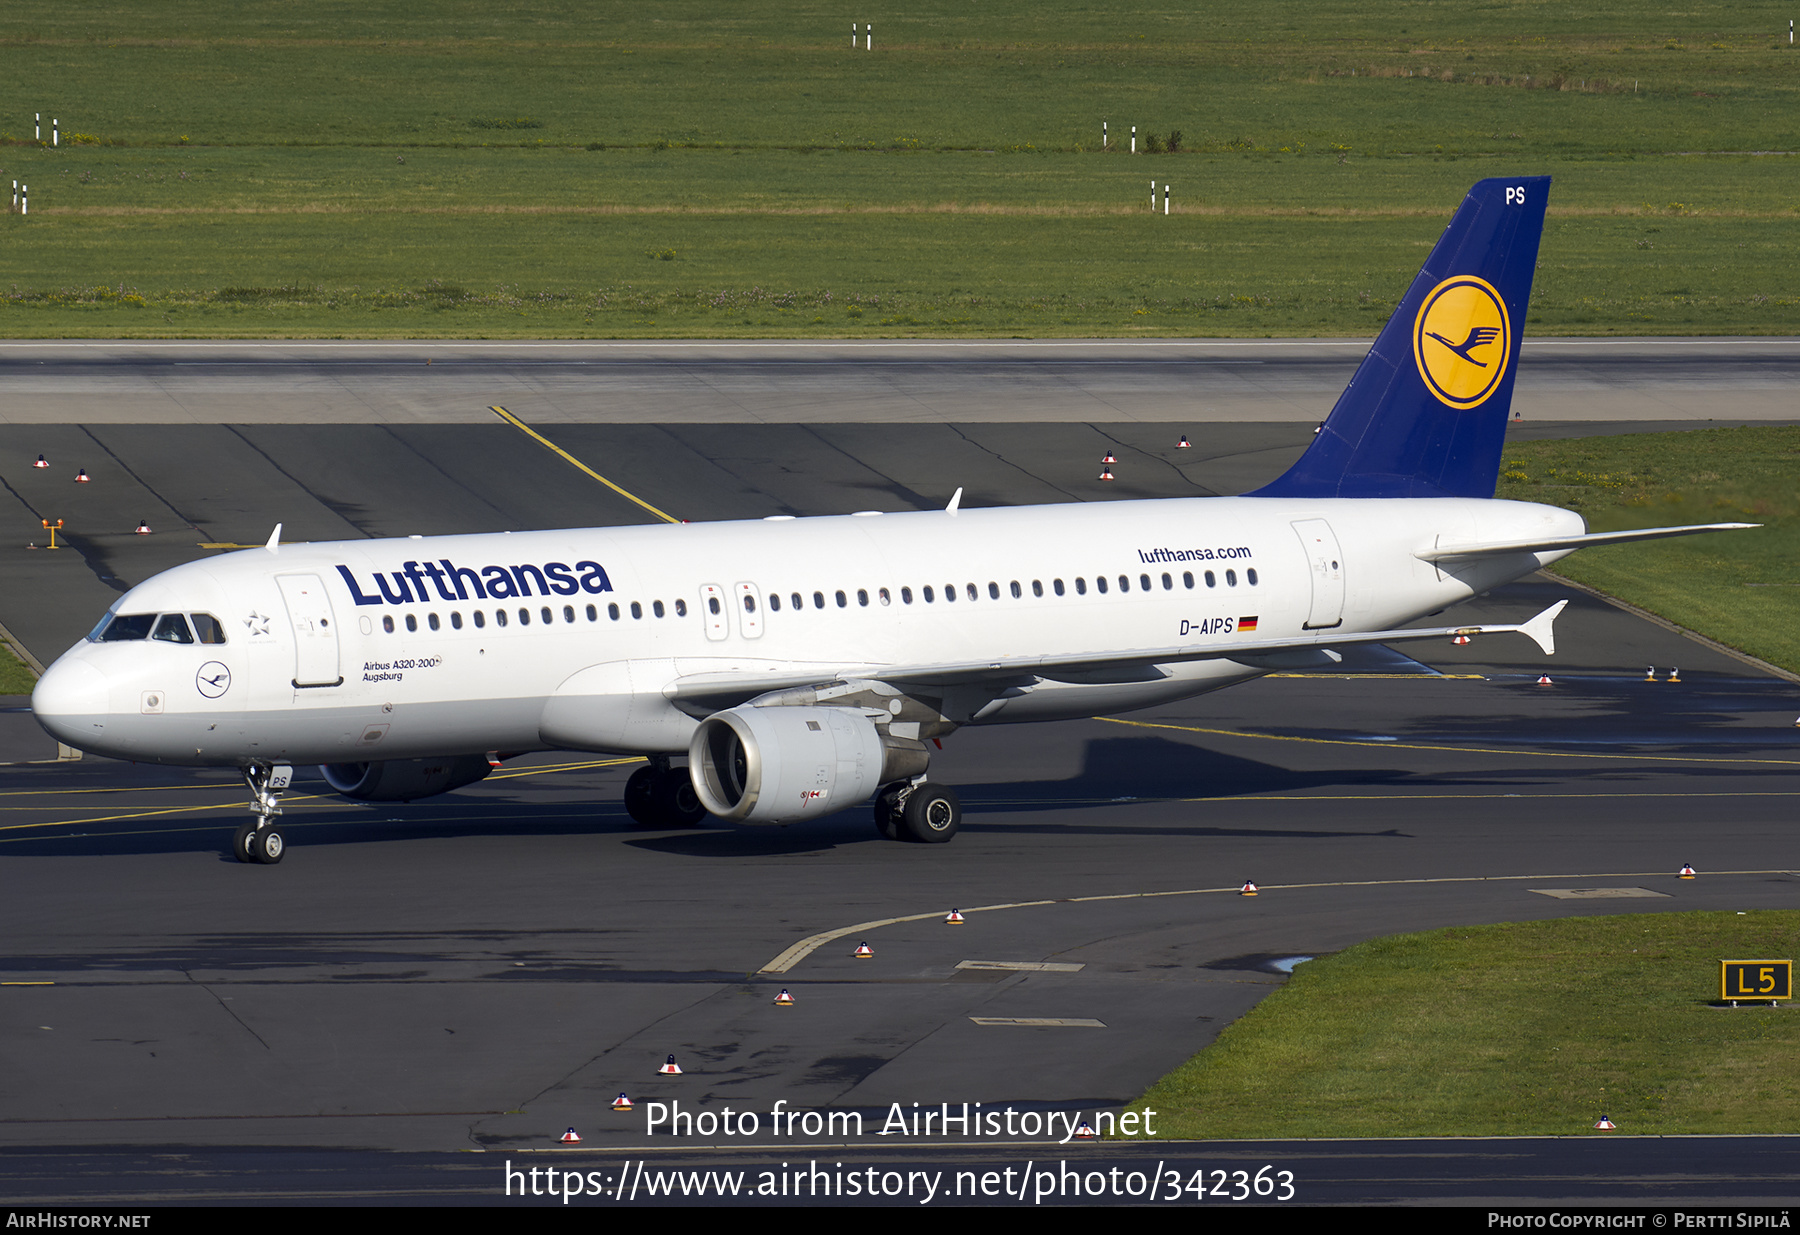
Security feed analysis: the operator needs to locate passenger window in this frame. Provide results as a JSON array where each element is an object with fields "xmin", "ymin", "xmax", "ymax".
[
  {"xmin": 1118, "ymin": 575, "xmax": 1129, "ymax": 593},
  {"xmin": 474, "ymin": 610, "xmax": 486, "ymax": 629},
  {"xmin": 675, "ymin": 599, "xmax": 688, "ymax": 617},
  {"xmin": 565, "ymin": 605, "xmax": 577, "ymax": 622},
  {"xmin": 519, "ymin": 608, "xmax": 531, "ymax": 625},
  {"xmin": 789, "ymin": 593, "xmax": 801, "ymax": 611},
  {"xmin": 585, "ymin": 604, "xmax": 597, "ymax": 621},
  {"xmin": 944, "ymin": 584, "xmax": 956, "ymax": 603},
  {"xmin": 1075, "ymin": 577, "xmax": 1087, "ymax": 595},
  {"xmin": 987, "ymin": 582, "xmax": 1000, "ymax": 600},
  {"xmin": 452, "ymin": 612, "xmax": 464, "ymax": 630},
  {"xmin": 406, "ymin": 614, "xmax": 418, "ymax": 632},
  {"xmin": 1141, "ymin": 574, "xmax": 1152, "ymax": 591},
  {"xmin": 1010, "ymin": 581, "xmax": 1022, "ymax": 599},
  {"xmin": 813, "ymin": 591, "xmax": 825, "ymax": 610},
  {"xmin": 708, "ymin": 597, "xmax": 721, "ymax": 615},
  {"xmin": 922, "ymin": 586, "xmax": 934, "ymax": 603},
  {"xmin": 857, "ymin": 589, "xmax": 868, "ymax": 607},
  {"xmin": 879, "ymin": 587, "xmax": 891, "ymax": 606},
  {"xmin": 497, "ymin": 609, "xmax": 509, "ymax": 627},
  {"xmin": 607, "ymin": 604, "xmax": 619, "ymax": 621},
  {"xmin": 1183, "ymin": 571, "xmax": 1194, "ymax": 589},
  {"xmin": 1226, "ymin": 570, "xmax": 1237, "ymax": 586},
  {"xmin": 967, "ymin": 583, "xmax": 979, "ymax": 602},
  {"xmin": 190, "ymin": 613, "xmax": 227, "ymax": 644},
  {"xmin": 428, "ymin": 613, "xmax": 441, "ymax": 631},
  {"xmin": 1248, "ymin": 568, "xmax": 1259, "ymax": 586},
  {"xmin": 383, "ymin": 615, "xmax": 395, "ymax": 633},
  {"xmin": 630, "ymin": 602, "xmax": 643, "ymax": 619},
  {"xmin": 151, "ymin": 614, "xmax": 194, "ymax": 644},
  {"xmin": 901, "ymin": 587, "xmax": 913, "ymax": 605},
  {"xmin": 836, "ymin": 590, "xmax": 848, "ymax": 608},
  {"xmin": 742, "ymin": 595, "xmax": 755, "ymax": 613},
  {"xmin": 1032, "ymin": 580, "xmax": 1043, "ymax": 598},
  {"xmin": 542, "ymin": 606, "xmax": 553, "ymax": 624},
  {"xmin": 1053, "ymin": 579, "xmax": 1065, "ymax": 596},
  {"xmin": 769, "ymin": 593, "xmax": 781, "ymax": 611},
  {"xmin": 653, "ymin": 601, "xmax": 665, "ymax": 618},
  {"xmin": 1205, "ymin": 571, "xmax": 1216, "ymax": 588},
  {"xmin": 1096, "ymin": 576, "xmax": 1109, "ymax": 594}
]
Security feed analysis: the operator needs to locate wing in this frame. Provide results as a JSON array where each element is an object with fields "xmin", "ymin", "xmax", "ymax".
[{"xmin": 665, "ymin": 602, "xmax": 1571, "ymax": 715}]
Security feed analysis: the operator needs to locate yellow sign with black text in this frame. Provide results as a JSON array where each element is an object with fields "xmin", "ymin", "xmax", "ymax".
[{"xmin": 1411, "ymin": 275, "xmax": 1512, "ymax": 409}]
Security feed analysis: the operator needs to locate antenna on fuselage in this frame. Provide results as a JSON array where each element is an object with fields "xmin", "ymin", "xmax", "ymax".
[
  {"xmin": 264, "ymin": 523, "xmax": 282, "ymax": 555},
  {"xmin": 945, "ymin": 487, "xmax": 963, "ymax": 517}
]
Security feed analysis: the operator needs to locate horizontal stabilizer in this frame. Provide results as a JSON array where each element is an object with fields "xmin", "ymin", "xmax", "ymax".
[{"xmin": 1419, "ymin": 522, "xmax": 1758, "ymax": 562}]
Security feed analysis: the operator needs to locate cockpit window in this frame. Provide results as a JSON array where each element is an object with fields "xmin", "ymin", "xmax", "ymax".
[
  {"xmin": 95, "ymin": 614, "xmax": 156, "ymax": 642},
  {"xmin": 152, "ymin": 614, "xmax": 195, "ymax": 644},
  {"xmin": 190, "ymin": 613, "xmax": 227, "ymax": 644}
]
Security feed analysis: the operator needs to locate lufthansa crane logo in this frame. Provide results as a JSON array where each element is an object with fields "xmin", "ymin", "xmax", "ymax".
[{"xmin": 1411, "ymin": 275, "xmax": 1511, "ymax": 409}]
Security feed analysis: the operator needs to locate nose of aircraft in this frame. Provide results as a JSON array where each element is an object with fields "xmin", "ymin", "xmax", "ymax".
[{"xmin": 31, "ymin": 655, "xmax": 109, "ymax": 749}]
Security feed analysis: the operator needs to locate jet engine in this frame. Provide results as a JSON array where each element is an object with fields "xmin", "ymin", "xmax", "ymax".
[
  {"xmin": 689, "ymin": 705, "xmax": 929, "ymax": 824},
  {"xmin": 320, "ymin": 756, "xmax": 493, "ymax": 802}
]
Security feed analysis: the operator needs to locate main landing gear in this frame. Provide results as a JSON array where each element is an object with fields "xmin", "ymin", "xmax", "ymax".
[
  {"xmin": 873, "ymin": 779, "xmax": 961, "ymax": 844},
  {"xmin": 624, "ymin": 757, "xmax": 710, "ymax": 828},
  {"xmin": 234, "ymin": 763, "xmax": 291, "ymax": 864}
]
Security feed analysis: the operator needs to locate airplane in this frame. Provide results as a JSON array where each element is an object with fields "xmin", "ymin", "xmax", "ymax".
[{"xmin": 31, "ymin": 176, "xmax": 1754, "ymax": 864}]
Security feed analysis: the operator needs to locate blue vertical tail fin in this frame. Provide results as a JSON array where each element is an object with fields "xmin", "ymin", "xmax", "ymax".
[{"xmin": 1248, "ymin": 176, "xmax": 1549, "ymax": 499}]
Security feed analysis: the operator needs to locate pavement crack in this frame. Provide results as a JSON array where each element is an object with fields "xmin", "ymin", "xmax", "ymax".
[{"xmin": 183, "ymin": 970, "xmax": 271, "ymax": 1051}]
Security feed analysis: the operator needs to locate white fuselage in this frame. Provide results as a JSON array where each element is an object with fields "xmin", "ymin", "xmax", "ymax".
[{"xmin": 32, "ymin": 496, "xmax": 1583, "ymax": 768}]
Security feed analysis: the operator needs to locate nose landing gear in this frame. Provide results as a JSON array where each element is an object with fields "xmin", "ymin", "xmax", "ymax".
[{"xmin": 234, "ymin": 763, "xmax": 292, "ymax": 864}]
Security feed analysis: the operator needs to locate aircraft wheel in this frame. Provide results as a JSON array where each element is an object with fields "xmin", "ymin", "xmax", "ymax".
[
  {"xmin": 249, "ymin": 826, "xmax": 285, "ymax": 865},
  {"xmin": 872, "ymin": 783, "xmax": 905, "ymax": 840},
  {"xmin": 652, "ymin": 767, "xmax": 709, "ymax": 827},
  {"xmin": 232, "ymin": 822, "xmax": 258, "ymax": 864},
  {"xmin": 623, "ymin": 766, "xmax": 661, "ymax": 827},
  {"xmin": 898, "ymin": 783, "xmax": 960, "ymax": 844}
]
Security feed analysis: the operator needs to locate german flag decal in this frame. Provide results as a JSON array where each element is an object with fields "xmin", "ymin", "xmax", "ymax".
[{"xmin": 1238, "ymin": 616, "xmax": 1259, "ymax": 632}]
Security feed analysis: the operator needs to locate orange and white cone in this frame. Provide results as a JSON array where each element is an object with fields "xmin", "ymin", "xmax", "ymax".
[
  {"xmin": 853, "ymin": 942, "xmax": 873, "ymax": 958},
  {"xmin": 135, "ymin": 520, "xmax": 151, "ymax": 535},
  {"xmin": 74, "ymin": 468, "xmax": 90, "ymax": 483},
  {"xmin": 32, "ymin": 454, "xmax": 48, "ymax": 468},
  {"xmin": 1098, "ymin": 468, "xmax": 1114, "ymax": 481},
  {"xmin": 658, "ymin": 1054, "xmax": 682, "ymax": 1075},
  {"xmin": 612, "ymin": 1093, "xmax": 633, "ymax": 1111},
  {"xmin": 1452, "ymin": 635, "xmax": 1470, "ymax": 645},
  {"xmin": 561, "ymin": 1128, "xmax": 582, "ymax": 1143},
  {"xmin": 945, "ymin": 910, "xmax": 965, "ymax": 925},
  {"xmin": 1101, "ymin": 453, "xmax": 1117, "ymax": 465},
  {"xmin": 774, "ymin": 989, "xmax": 795, "ymax": 1006},
  {"xmin": 1176, "ymin": 435, "xmax": 1191, "ymax": 449},
  {"xmin": 1240, "ymin": 881, "xmax": 1259, "ymax": 896}
]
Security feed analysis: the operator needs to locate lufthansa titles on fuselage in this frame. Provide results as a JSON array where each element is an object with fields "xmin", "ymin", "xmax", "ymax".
[{"xmin": 335, "ymin": 558, "xmax": 613, "ymax": 607}]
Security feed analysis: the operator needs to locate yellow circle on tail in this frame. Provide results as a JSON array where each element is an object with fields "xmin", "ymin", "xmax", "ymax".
[{"xmin": 1412, "ymin": 276, "xmax": 1511, "ymax": 408}]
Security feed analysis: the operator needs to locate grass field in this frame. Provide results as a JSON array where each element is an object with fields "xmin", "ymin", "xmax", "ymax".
[
  {"xmin": 1495, "ymin": 426, "xmax": 1800, "ymax": 675},
  {"xmin": 0, "ymin": 1, "xmax": 1794, "ymax": 336},
  {"xmin": 1131, "ymin": 912, "xmax": 1800, "ymax": 1138}
]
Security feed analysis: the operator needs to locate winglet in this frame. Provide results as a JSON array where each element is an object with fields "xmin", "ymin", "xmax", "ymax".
[
  {"xmin": 946, "ymin": 487, "xmax": 963, "ymax": 517},
  {"xmin": 264, "ymin": 523, "xmax": 282, "ymax": 555},
  {"xmin": 1518, "ymin": 599, "xmax": 1567, "ymax": 656}
]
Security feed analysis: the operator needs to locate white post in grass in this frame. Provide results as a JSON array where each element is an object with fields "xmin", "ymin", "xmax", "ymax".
[
  {"xmin": 1131, "ymin": 125, "xmax": 1137, "ymax": 154},
  {"xmin": 1103, "ymin": 120, "xmax": 1108, "ymax": 149},
  {"xmin": 866, "ymin": 23, "xmax": 872, "ymax": 51},
  {"xmin": 10, "ymin": 180, "xmax": 15, "ymax": 212},
  {"xmin": 20, "ymin": 184, "xmax": 26, "ymax": 216},
  {"xmin": 1164, "ymin": 184, "xmax": 1170, "ymax": 215},
  {"xmin": 35, "ymin": 113, "xmax": 40, "ymax": 141},
  {"xmin": 1150, "ymin": 180, "xmax": 1155, "ymax": 210},
  {"xmin": 52, "ymin": 119, "xmax": 58, "ymax": 147}
]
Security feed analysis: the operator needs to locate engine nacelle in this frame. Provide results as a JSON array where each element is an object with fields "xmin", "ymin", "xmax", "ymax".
[
  {"xmin": 689, "ymin": 705, "xmax": 928, "ymax": 824},
  {"xmin": 320, "ymin": 755, "xmax": 493, "ymax": 802}
]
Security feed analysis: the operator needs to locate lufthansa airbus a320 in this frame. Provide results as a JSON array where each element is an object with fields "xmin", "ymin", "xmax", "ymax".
[{"xmin": 31, "ymin": 178, "xmax": 1752, "ymax": 862}]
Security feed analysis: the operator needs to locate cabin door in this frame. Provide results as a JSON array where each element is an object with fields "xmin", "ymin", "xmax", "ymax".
[{"xmin": 1291, "ymin": 519, "xmax": 1345, "ymax": 630}]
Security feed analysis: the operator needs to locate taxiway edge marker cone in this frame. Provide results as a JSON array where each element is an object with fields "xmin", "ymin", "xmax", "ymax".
[
  {"xmin": 1239, "ymin": 881, "xmax": 1259, "ymax": 896},
  {"xmin": 1074, "ymin": 1120, "xmax": 1097, "ymax": 1140},
  {"xmin": 658, "ymin": 1054, "xmax": 682, "ymax": 1075},
  {"xmin": 1176, "ymin": 435, "xmax": 1191, "ymax": 449},
  {"xmin": 74, "ymin": 468, "xmax": 90, "ymax": 483},
  {"xmin": 774, "ymin": 988, "xmax": 795, "ymax": 1006},
  {"xmin": 135, "ymin": 520, "xmax": 151, "ymax": 535},
  {"xmin": 1594, "ymin": 1115, "xmax": 1615, "ymax": 1129},
  {"xmin": 1679, "ymin": 863, "xmax": 1696, "ymax": 880},
  {"xmin": 945, "ymin": 910, "xmax": 966, "ymax": 925},
  {"xmin": 1645, "ymin": 666, "xmax": 1657, "ymax": 682},
  {"xmin": 612, "ymin": 1093, "xmax": 633, "ymax": 1111},
  {"xmin": 853, "ymin": 942, "xmax": 873, "ymax": 958},
  {"xmin": 1536, "ymin": 674, "xmax": 1553, "ymax": 685},
  {"xmin": 561, "ymin": 1128, "xmax": 581, "ymax": 1144},
  {"xmin": 32, "ymin": 454, "xmax": 48, "ymax": 469},
  {"xmin": 1098, "ymin": 468, "xmax": 1114, "ymax": 482},
  {"xmin": 1668, "ymin": 666, "xmax": 1681, "ymax": 683},
  {"xmin": 1100, "ymin": 452, "xmax": 1117, "ymax": 465}
]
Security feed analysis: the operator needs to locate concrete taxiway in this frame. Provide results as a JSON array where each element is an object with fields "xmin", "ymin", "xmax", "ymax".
[{"xmin": 0, "ymin": 341, "xmax": 1796, "ymax": 1203}]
